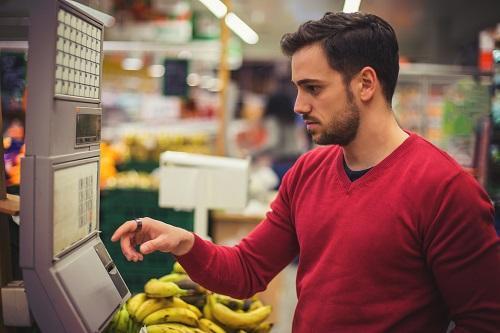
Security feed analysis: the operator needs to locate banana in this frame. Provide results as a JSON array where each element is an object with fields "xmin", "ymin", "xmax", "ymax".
[
  {"xmin": 135, "ymin": 297, "xmax": 173, "ymax": 322},
  {"xmin": 143, "ymin": 307, "xmax": 199, "ymax": 327},
  {"xmin": 211, "ymin": 302, "xmax": 272, "ymax": 330},
  {"xmin": 127, "ymin": 293, "xmax": 148, "ymax": 318},
  {"xmin": 251, "ymin": 321, "xmax": 273, "ymax": 333},
  {"xmin": 159, "ymin": 273, "xmax": 188, "ymax": 283},
  {"xmin": 172, "ymin": 262, "xmax": 187, "ymax": 274},
  {"xmin": 215, "ymin": 295, "xmax": 245, "ymax": 311},
  {"xmin": 248, "ymin": 300, "xmax": 264, "ymax": 312},
  {"xmin": 198, "ymin": 318, "xmax": 226, "ymax": 333},
  {"xmin": 145, "ymin": 279, "xmax": 190, "ymax": 298},
  {"xmin": 186, "ymin": 304, "xmax": 202, "ymax": 319},
  {"xmin": 107, "ymin": 307, "xmax": 122, "ymax": 332},
  {"xmin": 147, "ymin": 323, "xmax": 202, "ymax": 333},
  {"xmin": 202, "ymin": 303, "xmax": 213, "ymax": 321},
  {"xmin": 176, "ymin": 279, "xmax": 207, "ymax": 295},
  {"xmin": 116, "ymin": 306, "xmax": 130, "ymax": 333},
  {"xmin": 180, "ymin": 294, "xmax": 206, "ymax": 309},
  {"xmin": 160, "ymin": 296, "xmax": 202, "ymax": 318}
]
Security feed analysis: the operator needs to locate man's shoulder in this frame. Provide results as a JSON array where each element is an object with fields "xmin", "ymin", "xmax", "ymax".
[{"xmin": 407, "ymin": 134, "xmax": 464, "ymax": 173}]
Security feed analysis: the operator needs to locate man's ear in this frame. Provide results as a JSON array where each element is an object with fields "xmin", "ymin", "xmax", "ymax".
[{"xmin": 357, "ymin": 66, "xmax": 377, "ymax": 102}]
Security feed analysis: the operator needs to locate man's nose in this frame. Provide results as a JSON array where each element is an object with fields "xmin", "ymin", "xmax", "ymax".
[{"xmin": 294, "ymin": 92, "xmax": 310, "ymax": 115}]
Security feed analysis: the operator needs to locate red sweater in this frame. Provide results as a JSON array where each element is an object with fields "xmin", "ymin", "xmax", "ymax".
[{"xmin": 179, "ymin": 133, "xmax": 500, "ymax": 332}]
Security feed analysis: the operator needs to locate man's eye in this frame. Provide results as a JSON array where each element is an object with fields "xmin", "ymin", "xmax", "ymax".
[{"xmin": 305, "ymin": 85, "xmax": 320, "ymax": 94}]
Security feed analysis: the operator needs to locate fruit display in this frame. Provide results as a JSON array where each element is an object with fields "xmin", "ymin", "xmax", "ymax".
[
  {"xmin": 105, "ymin": 262, "xmax": 273, "ymax": 333},
  {"xmin": 104, "ymin": 171, "xmax": 160, "ymax": 190},
  {"xmin": 123, "ymin": 132, "xmax": 213, "ymax": 162}
]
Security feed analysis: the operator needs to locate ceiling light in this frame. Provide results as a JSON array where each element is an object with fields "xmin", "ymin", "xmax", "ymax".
[
  {"xmin": 224, "ymin": 12, "xmax": 259, "ymax": 45},
  {"xmin": 198, "ymin": 0, "xmax": 227, "ymax": 19},
  {"xmin": 148, "ymin": 64, "xmax": 165, "ymax": 77},
  {"xmin": 187, "ymin": 73, "xmax": 201, "ymax": 87},
  {"xmin": 342, "ymin": 0, "xmax": 362, "ymax": 13},
  {"xmin": 122, "ymin": 57, "xmax": 143, "ymax": 71}
]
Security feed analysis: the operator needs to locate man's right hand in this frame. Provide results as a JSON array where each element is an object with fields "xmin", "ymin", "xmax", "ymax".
[{"xmin": 110, "ymin": 217, "xmax": 195, "ymax": 262}]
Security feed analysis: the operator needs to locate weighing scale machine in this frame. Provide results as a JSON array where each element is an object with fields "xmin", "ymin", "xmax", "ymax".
[{"xmin": 19, "ymin": 1, "xmax": 130, "ymax": 332}]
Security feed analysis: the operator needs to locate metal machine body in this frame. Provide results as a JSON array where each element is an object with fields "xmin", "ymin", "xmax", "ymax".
[{"xmin": 19, "ymin": 1, "xmax": 129, "ymax": 332}]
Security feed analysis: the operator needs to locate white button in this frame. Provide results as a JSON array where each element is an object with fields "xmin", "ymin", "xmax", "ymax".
[
  {"xmin": 69, "ymin": 55, "xmax": 75, "ymax": 68},
  {"xmin": 58, "ymin": 9, "xmax": 64, "ymax": 22},
  {"xmin": 55, "ymin": 66, "xmax": 62, "ymax": 79},
  {"xmin": 69, "ymin": 42, "xmax": 75, "ymax": 56},
  {"xmin": 57, "ymin": 23, "xmax": 64, "ymax": 36},
  {"xmin": 55, "ymin": 80, "xmax": 62, "ymax": 94},
  {"xmin": 64, "ymin": 12, "xmax": 71, "ymax": 25},
  {"xmin": 56, "ymin": 52, "xmax": 63, "ymax": 65},
  {"xmin": 62, "ymin": 82, "xmax": 68, "ymax": 94},
  {"xmin": 63, "ymin": 54, "xmax": 69, "ymax": 67}
]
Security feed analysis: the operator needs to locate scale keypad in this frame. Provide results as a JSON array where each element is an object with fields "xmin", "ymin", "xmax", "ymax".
[{"xmin": 55, "ymin": 9, "xmax": 101, "ymax": 99}]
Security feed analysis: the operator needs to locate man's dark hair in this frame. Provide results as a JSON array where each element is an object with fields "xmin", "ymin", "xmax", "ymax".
[{"xmin": 281, "ymin": 12, "xmax": 399, "ymax": 104}]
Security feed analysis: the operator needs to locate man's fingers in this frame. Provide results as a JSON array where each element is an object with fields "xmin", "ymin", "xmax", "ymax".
[
  {"xmin": 111, "ymin": 220, "xmax": 136, "ymax": 242},
  {"xmin": 140, "ymin": 237, "xmax": 165, "ymax": 255},
  {"xmin": 120, "ymin": 233, "xmax": 140, "ymax": 261}
]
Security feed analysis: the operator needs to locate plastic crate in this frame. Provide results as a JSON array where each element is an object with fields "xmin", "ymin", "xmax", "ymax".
[{"xmin": 99, "ymin": 188, "xmax": 194, "ymax": 293}]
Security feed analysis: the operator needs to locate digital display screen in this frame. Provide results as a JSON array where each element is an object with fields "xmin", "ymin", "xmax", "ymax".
[
  {"xmin": 76, "ymin": 113, "xmax": 101, "ymax": 145},
  {"xmin": 53, "ymin": 162, "xmax": 98, "ymax": 256}
]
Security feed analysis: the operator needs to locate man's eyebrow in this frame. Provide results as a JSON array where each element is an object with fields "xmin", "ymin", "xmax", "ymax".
[{"xmin": 293, "ymin": 79, "xmax": 323, "ymax": 86}]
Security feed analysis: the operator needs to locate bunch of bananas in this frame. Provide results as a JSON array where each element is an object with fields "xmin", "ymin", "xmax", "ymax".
[{"xmin": 105, "ymin": 262, "xmax": 273, "ymax": 333}]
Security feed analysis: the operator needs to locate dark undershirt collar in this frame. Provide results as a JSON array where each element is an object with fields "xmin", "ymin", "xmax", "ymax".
[{"xmin": 342, "ymin": 158, "xmax": 372, "ymax": 182}]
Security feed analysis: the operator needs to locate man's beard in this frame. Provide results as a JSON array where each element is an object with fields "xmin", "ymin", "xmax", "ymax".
[{"xmin": 311, "ymin": 87, "xmax": 360, "ymax": 146}]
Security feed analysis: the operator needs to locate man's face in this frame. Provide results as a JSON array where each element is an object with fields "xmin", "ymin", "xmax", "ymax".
[{"xmin": 291, "ymin": 43, "xmax": 360, "ymax": 146}]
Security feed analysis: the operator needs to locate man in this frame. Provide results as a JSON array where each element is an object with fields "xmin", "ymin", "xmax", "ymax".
[{"xmin": 112, "ymin": 12, "xmax": 500, "ymax": 332}]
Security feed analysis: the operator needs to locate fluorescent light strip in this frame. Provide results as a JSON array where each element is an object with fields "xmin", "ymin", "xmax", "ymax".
[
  {"xmin": 225, "ymin": 12, "xmax": 259, "ymax": 45},
  {"xmin": 342, "ymin": 0, "xmax": 361, "ymax": 13},
  {"xmin": 198, "ymin": 0, "xmax": 227, "ymax": 19}
]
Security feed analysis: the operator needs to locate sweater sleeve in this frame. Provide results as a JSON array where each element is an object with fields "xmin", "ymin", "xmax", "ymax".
[
  {"xmin": 424, "ymin": 171, "xmax": 500, "ymax": 332},
  {"xmin": 177, "ymin": 168, "xmax": 300, "ymax": 299}
]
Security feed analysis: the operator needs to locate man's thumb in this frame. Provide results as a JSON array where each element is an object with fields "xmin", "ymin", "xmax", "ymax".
[{"xmin": 140, "ymin": 238, "xmax": 161, "ymax": 255}]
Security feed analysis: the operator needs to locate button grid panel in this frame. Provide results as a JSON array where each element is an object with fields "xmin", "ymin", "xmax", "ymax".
[{"xmin": 55, "ymin": 9, "xmax": 102, "ymax": 99}]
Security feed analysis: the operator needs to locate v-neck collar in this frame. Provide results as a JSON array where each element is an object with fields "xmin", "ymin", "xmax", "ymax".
[{"xmin": 335, "ymin": 132, "xmax": 417, "ymax": 192}]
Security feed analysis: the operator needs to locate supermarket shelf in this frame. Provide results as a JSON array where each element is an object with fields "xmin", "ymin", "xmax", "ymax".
[{"xmin": 101, "ymin": 118, "xmax": 218, "ymax": 140}]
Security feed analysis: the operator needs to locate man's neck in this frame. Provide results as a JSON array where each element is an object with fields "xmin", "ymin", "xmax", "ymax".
[{"xmin": 343, "ymin": 109, "xmax": 409, "ymax": 171}]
